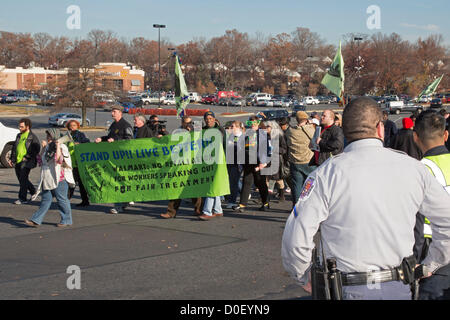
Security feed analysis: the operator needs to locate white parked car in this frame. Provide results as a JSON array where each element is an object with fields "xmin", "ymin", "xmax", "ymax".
[
  {"xmin": 140, "ymin": 94, "xmax": 161, "ymax": 105},
  {"xmin": 417, "ymin": 95, "xmax": 432, "ymax": 103},
  {"xmin": 163, "ymin": 95, "xmax": 176, "ymax": 105},
  {"xmin": 189, "ymin": 92, "xmax": 201, "ymax": 103},
  {"xmin": 255, "ymin": 93, "xmax": 272, "ymax": 105},
  {"xmin": 0, "ymin": 121, "xmax": 20, "ymax": 168},
  {"xmin": 48, "ymin": 113, "xmax": 90, "ymax": 127},
  {"xmin": 304, "ymin": 96, "xmax": 320, "ymax": 105}
]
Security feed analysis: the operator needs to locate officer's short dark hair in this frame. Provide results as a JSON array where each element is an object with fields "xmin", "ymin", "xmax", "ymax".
[
  {"xmin": 19, "ymin": 118, "xmax": 32, "ymax": 129},
  {"xmin": 342, "ymin": 97, "xmax": 382, "ymax": 142},
  {"xmin": 439, "ymin": 108, "xmax": 448, "ymax": 117},
  {"xmin": 414, "ymin": 110, "xmax": 446, "ymax": 142}
]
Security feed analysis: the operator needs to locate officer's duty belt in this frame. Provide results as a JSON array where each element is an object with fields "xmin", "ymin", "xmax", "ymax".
[{"xmin": 341, "ymin": 269, "xmax": 400, "ymax": 286}]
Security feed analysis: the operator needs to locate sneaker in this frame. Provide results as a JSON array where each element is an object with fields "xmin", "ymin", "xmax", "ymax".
[
  {"xmin": 259, "ymin": 202, "xmax": 270, "ymax": 211},
  {"xmin": 109, "ymin": 206, "xmax": 124, "ymax": 214},
  {"xmin": 14, "ymin": 199, "xmax": 28, "ymax": 205},
  {"xmin": 233, "ymin": 204, "xmax": 246, "ymax": 213},
  {"xmin": 128, "ymin": 201, "xmax": 135, "ymax": 206},
  {"xmin": 285, "ymin": 188, "xmax": 291, "ymax": 194},
  {"xmin": 198, "ymin": 214, "xmax": 215, "ymax": 221}
]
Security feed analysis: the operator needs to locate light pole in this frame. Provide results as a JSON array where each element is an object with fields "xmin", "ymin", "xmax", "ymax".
[
  {"xmin": 354, "ymin": 37, "xmax": 363, "ymax": 96},
  {"xmin": 354, "ymin": 37, "xmax": 363, "ymax": 77},
  {"xmin": 168, "ymin": 47, "xmax": 176, "ymax": 94},
  {"xmin": 306, "ymin": 55, "xmax": 313, "ymax": 96},
  {"xmin": 153, "ymin": 24, "xmax": 166, "ymax": 109}
]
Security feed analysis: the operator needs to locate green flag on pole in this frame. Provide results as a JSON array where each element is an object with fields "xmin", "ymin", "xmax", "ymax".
[
  {"xmin": 174, "ymin": 53, "xmax": 190, "ymax": 117},
  {"xmin": 418, "ymin": 74, "xmax": 444, "ymax": 99},
  {"xmin": 321, "ymin": 41, "xmax": 345, "ymax": 104}
]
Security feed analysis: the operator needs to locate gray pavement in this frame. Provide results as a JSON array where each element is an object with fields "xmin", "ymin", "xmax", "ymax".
[
  {"xmin": 1, "ymin": 103, "xmax": 448, "ymax": 300},
  {"xmin": 0, "ymin": 165, "xmax": 308, "ymax": 300}
]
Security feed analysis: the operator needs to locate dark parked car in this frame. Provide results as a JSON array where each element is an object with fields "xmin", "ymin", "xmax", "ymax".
[
  {"xmin": 430, "ymin": 98, "xmax": 443, "ymax": 108},
  {"xmin": 290, "ymin": 103, "xmax": 306, "ymax": 117},
  {"xmin": 1, "ymin": 93, "xmax": 19, "ymax": 104},
  {"xmin": 256, "ymin": 109, "xmax": 290, "ymax": 122}
]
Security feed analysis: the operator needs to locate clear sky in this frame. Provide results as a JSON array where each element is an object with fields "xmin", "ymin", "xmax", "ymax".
[{"xmin": 1, "ymin": 0, "xmax": 448, "ymax": 46}]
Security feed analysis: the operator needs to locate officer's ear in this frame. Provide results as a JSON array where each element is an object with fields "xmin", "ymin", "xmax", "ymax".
[
  {"xmin": 413, "ymin": 131, "xmax": 419, "ymax": 144},
  {"xmin": 376, "ymin": 121, "xmax": 384, "ymax": 141},
  {"xmin": 444, "ymin": 130, "xmax": 449, "ymax": 142}
]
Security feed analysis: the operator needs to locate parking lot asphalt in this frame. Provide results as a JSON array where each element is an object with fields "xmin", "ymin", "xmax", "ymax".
[
  {"xmin": 1, "ymin": 102, "xmax": 448, "ymax": 300},
  {"xmin": 0, "ymin": 165, "xmax": 308, "ymax": 300}
]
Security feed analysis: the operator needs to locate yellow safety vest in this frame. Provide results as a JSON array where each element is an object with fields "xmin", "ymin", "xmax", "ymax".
[{"xmin": 421, "ymin": 153, "xmax": 450, "ymax": 239}]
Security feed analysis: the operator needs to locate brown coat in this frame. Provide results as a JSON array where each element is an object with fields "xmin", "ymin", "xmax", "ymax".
[{"xmin": 285, "ymin": 124, "xmax": 315, "ymax": 164}]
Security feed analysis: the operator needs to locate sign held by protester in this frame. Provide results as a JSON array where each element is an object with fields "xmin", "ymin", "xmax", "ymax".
[{"xmin": 74, "ymin": 130, "xmax": 230, "ymax": 204}]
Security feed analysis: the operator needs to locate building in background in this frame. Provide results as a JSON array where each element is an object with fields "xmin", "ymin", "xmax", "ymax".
[{"xmin": 0, "ymin": 62, "xmax": 145, "ymax": 92}]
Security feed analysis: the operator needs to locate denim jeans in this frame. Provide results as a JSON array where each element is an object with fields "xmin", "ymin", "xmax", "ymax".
[
  {"xmin": 30, "ymin": 180, "xmax": 72, "ymax": 225},
  {"xmin": 290, "ymin": 162, "xmax": 317, "ymax": 206},
  {"xmin": 202, "ymin": 196, "xmax": 223, "ymax": 216},
  {"xmin": 227, "ymin": 164, "xmax": 243, "ymax": 204}
]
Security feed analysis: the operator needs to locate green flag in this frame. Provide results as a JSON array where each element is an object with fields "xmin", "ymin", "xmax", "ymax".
[
  {"xmin": 321, "ymin": 41, "xmax": 345, "ymax": 102},
  {"xmin": 418, "ymin": 74, "xmax": 444, "ymax": 99},
  {"xmin": 174, "ymin": 54, "xmax": 190, "ymax": 117}
]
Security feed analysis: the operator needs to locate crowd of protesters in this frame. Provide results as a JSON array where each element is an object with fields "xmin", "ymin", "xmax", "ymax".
[{"xmin": 7, "ymin": 102, "xmax": 450, "ymax": 227}]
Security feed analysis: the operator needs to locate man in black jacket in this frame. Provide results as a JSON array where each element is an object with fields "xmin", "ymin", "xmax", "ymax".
[
  {"xmin": 133, "ymin": 114, "xmax": 154, "ymax": 139},
  {"xmin": 382, "ymin": 110, "xmax": 398, "ymax": 147},
  {"xmin": 313, "ymin": 109, "xmax": 344, "ymax": 166},
  {"xmin": 9, "ymin": 118, "xmax": 40, "ymax": 204},
  {"xmin": 390, "ymin": 117, "xmax": 422, "ymax": 160},
  {"xmin": 95, "ymin": 106, "xmax": 133, "ymax": 214},
  {"xmin": 95, "ymin": 106, "xmax": 133, "ymax": 143}
]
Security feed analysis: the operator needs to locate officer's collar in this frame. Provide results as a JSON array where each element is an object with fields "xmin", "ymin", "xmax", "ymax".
[{"xmin": 344, "ymin": 138, "xmax": 383, "ymax": 152}]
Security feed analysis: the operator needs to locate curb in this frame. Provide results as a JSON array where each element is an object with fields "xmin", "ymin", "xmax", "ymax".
[{"xmin": 220, "ymin": 112, "xmax": 254, "ymax": 118}]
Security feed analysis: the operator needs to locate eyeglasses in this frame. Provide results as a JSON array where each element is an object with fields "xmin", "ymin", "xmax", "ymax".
[{"xmin": 246, "ymin": 120, "xmax": 261, "ymax": 126}]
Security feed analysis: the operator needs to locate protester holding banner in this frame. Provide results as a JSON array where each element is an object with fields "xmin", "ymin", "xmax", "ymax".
[
  {"xmin": 24, "ymin": 128, "xmax": 74, "ymax": 227},
  {"xmin": 95, "ymin": 106, "xmax": 133, "ymax": 143},
  {"xmin": 95, "ymin": 105, "xmax": 134, "ymax": 214},
  {"xmin": 66, "ymin": 120, "xmax": 91, "ymax": 207},
  {"xmin": 161, "ymin": 116, "xmax": 202, "ymax": 219},
  {"xmin": 198, "ymin": 111, "xmax": 225, "ymax": 220}
]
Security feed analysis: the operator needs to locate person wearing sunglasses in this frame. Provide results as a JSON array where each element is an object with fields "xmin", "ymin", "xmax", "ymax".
[{"xmin": 233, "ymin": 115, "xmax": 270, "ymax": 212}]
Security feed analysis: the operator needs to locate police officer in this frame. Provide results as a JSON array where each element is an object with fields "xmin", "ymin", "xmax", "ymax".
[
  {"xmin": 281, "ymin": 97, "xmax": 450, "ymax": 300},
  {"xmin": 412, "ymin": 110, "xmax": 450, "ymax": 299}
]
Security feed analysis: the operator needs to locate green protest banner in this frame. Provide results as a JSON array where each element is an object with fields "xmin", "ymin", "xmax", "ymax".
[{"xmin": 74, "ymin": 129, "xmax": 230, "ymax": 204}]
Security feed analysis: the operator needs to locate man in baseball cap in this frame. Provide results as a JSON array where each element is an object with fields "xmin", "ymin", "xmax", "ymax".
[{"xmin": 285, "ymin": 110, "xmax": 317, "ymax": 207}]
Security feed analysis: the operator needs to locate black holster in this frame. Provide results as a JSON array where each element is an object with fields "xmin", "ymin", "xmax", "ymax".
[
  {"xmin": 311, "ymin": 249, "xmax": 343, "ymax": 300},
  {"xmin": 311, "ymin": 248, "xmax": 329, "ymax": 300}
]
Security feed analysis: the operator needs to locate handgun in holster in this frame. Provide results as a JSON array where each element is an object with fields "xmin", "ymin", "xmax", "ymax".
[{"xmin": 311, "ymin": 248, "xmax": 343, "ymax": 300}]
